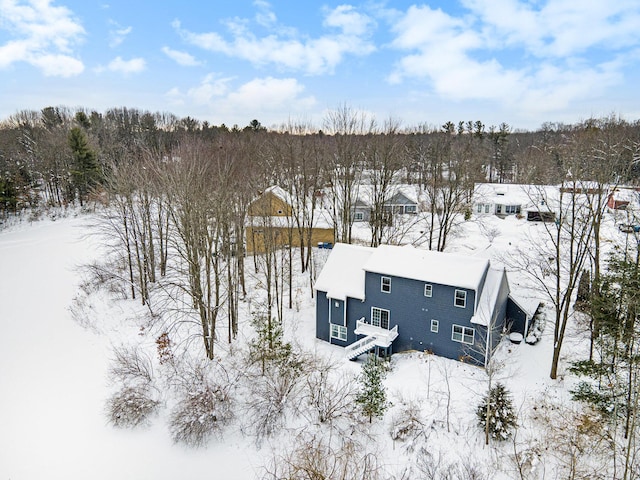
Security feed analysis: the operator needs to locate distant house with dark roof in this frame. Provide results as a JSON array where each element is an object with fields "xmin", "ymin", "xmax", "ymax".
[
  {"xmin": 351, "ymin": 187, "xmax": 419, "ymax": 222},
  {"xmin": 315, "ymin": 243, "xmax": 532, "ymax": 366}
]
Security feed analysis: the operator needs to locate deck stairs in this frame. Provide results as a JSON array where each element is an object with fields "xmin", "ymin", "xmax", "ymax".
[{"xmin": 344, "ymin": 320, "xmax": 399, "ymax": 360}]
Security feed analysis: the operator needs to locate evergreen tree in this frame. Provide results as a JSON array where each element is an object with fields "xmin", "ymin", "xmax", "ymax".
[
  {"xmin": 476, "ymin": 382, "xmax": 517, "ymax": 441},
  {"xmin": 355, "ymin": 354, "xmax": 389, "ymax": 422},
  {"xmin": 68, "ymin": 126, "xmax": 100, "ymax": 205},
  {"xmin": 570, "ymin": 250, "xmax": 640, "ymax": 441},
  {"xmin": 574, "ymin": 269, "xmax": 591, "ymax": 312}
]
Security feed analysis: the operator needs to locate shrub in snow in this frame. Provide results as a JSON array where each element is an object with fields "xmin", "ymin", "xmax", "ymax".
[
  {"xmin": 525, "ymin": 304, "xmax": 546, "ymax": 345},
  {"xmin": 389, "ymin": 398, "xmax": 426, "ymax": 449},
  {"xmin": 263, "ymin": 432, "xmax": 384, "ymax": 480},
  {"xmin": 106, "ymin": 345, "xmax": 159, "ymax": 428},
  {"xmin": 169, "ymin": 382, "xmax": 232, "ymax": 447},
  {"xmin": 106, "ymin": 385, "xmax": 160, "ymax": 428},
  {"xmin": 356, "ymin": 354, "xmax": 390, "ymax": 423},
  {"xmin": 245, "ymin": 363, "xmax": 305, "ymax": 444},
  {"xmin": 476, "ymin": 382, "xmax": 517, "ymax": 441},
  {"xmin": 303, "ymin": 362, "xmax": 357, "ymax": 424}
]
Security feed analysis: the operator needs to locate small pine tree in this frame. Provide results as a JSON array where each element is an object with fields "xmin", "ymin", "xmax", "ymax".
[
  {"xmin": 355, "ymin": 354, "xmax": 389, "ymax": 422},
  {"xmin": 476, "ymin": 382, "xmax": 517, "ymax": 441},
  {"xmin": 249, "ymin": 314, "xmax": 298, "ymax": 375},
  {"xmin": 574, "ymin": 269, "xmax": 591, "ymax": 312}
]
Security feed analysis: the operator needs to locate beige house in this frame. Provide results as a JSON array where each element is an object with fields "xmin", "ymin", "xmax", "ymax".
[{"xmin": 246, "ymin": 186, "xmax": 334, "ymax": 253}]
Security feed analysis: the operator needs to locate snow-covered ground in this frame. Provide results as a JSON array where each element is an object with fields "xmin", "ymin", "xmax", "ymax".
[
  {"xmin": 0, "ymin": 215, "xmax": 264, "ymax": 479},
  {"xmin": 0, "ymin": 205, "xmax": 630, "ymax": 479}
]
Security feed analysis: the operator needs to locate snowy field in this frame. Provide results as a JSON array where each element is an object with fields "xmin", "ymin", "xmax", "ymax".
[{"xmin": 0, "ymin": 207, "xmax": 628, "ymax": 479}]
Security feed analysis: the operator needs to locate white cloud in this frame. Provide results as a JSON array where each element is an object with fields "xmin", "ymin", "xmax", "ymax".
[
  {"xmin": 30, "ymin": 53, "xmax": 84, "ymax": 77},
  {"xmin": 161, "ymin": 46, "xmax": 202, "ymax": 66},
  {"xmin": 173, "ymin": 4, "xmax": 376, "ymax": 75},
  {"xmin": 166, "ymin": 75, "xmax": 316, "ymax": 122},
  {"xmin": 187, "ymin": 73, "xmax": 232, "ymax": 103},
  {"xmin": 253, "ymin": 0, "xmax": 276, "ymax": 27},
  {"xmin": 461, "ymin": 0, "xmax": 640, "ymax": 57},
  {"xmin": 107, "ymin": 56, "xmax": 145, "ymax": 74},
  {"xmin": 388, "ymin": 2, "xmax": 637, "ymax": 115},
  {"xmin": 0, "ymin": 0, "xmax": 85, "ymax": 76},
  {"xmin": 108, "ymin": 21, "xmax": 132, "ymax": 48}
]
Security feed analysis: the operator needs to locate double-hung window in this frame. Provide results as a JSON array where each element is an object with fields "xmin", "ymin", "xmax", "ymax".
[
  {"xmin": 424, "ymin": 284, "xmax": 432, "ymax": 297},
  {"xmin": 454, "ymin": 289, "xmax": 466, "ymax": 308},
  {"xmin": 452, "ymin": 325, "xmax": 474, "ymax": 344},
  {"xmin": 431, "ymin": 319, "xmax": 439, "ymax": 333},
  {"xmin": 371, "ymin": 307, "xmax": 390, "ymax": 329},
  {"xmin": 381, "ymin": 276, "xmax": 391, "ymax": 293},
  {"xmin": 330, "ymin": 324, "xmax": 348, "ymax": 341}
]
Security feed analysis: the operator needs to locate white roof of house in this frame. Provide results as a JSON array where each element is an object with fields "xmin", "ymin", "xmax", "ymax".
[
  {"xmin": 474, "ymin": 183, "xmax": 535, "ymax": 207},
  {"xmin": 471, "ymin": 267, "xmax": 505, "ymax": 327},
  {"xmin": 354, "ymin": 184, "xmax": 420, "ymax": 207},
  {"xmin": 363, "ymin": 244, "xmax": 489, "ymax": 291},
  {"xmin": 314, "ymin": 243, "xmax": 375, "ymax": 301}
]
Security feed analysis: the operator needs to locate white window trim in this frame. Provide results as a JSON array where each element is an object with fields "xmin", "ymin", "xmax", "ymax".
[
  {"xmin": 451, "ymin": 324, "xmax": 475, "ymax": 345},
  {"xmin": 354, "ymin": 211, "xmax": 364, "ymax": 221},
  {"xmin": 431, "ymin": 319, "xmax": 439, "ymax": 333},
  {"xmin": 381, "ymin": 276, "xmax": 391, "ymax": 293},
  {"xmin": 330, "ymin": 324, "xmax": 347, "ymax": 341},
  {"xmin": 424, "ymin": 284, "xmax": 432, "ymax": 297},
  {"xmin": 454, "ymin": 289, "xmax": 467, "ymax": 308},
  {"xmin": 371, "ymin": 307, "xmax": 390, "ymax": 330}
]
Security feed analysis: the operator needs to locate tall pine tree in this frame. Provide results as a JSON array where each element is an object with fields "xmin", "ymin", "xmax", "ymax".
[{"xmin": 68, "ymin": 127, "xmax": 100, "ymax": 205}]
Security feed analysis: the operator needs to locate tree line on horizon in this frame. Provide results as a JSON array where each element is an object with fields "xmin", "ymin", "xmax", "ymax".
[{"xmin": 1, "ymin": 104, "xmax": 640, "ymax": 220}]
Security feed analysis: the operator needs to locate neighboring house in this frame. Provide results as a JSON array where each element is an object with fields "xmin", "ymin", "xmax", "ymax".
[
  {"xmin": 607, "ymin": 190, "xmax": 634, "ymax": 210},
  {"xmin": 351, "ymin": 199, "xmax": 371, "ymax": 223},
  {"xmin": 474, "ymin": 183, "xmax": 559, "ymax": 222},
  {"xmin": 315, "ymin": 243, "xmax": 531, "ymax": 366},
  {"xmin": 246, "ymin": 186, "xmax": 334, "ymax": 253},
  {"xmin": 351, "ymin": 188, "xmax": 419, "ymax": 222},
  {"xmin": 473, "ymin": 184, "xmax": 527, "ymax": 218},
  {"xmin": 384, "ymin": 191, "xmax": 419, "ymax": 215}
]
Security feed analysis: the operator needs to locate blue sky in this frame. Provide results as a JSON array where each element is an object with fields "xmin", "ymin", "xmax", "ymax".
[{"xmin": 1, "ymin": 0, "xmax": 639, "ymax": 131}]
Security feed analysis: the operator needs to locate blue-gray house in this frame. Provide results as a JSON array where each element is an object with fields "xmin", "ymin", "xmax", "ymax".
[{"xmin": 315, "ymin": 243, "xmax": 529, "ymax": 366}]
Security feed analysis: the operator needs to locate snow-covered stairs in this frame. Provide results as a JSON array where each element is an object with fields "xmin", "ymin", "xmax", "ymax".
[{"xmin": 344, "ymin": 335, "xmax": 377, "ymax": 360}]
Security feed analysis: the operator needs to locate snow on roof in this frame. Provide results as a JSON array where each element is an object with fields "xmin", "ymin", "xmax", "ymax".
[
  {"xmin": 263, "ymin": 185, "xmax": 294, "ymax": 206},
  {"xmin": 508, "ymin": 292, "xmax": 541, "ymax": 318},
  {"xmin": 363, "ymin": 244, "xmax": 489, "ymax": 291},
  {"xmin": 314, "ymin": 243, "xmax": 375, "ymax": 300},
  {"xmin": 355, "ymin": 184, "xmax": 420, "ymax": 207},
  {"xmin": 246, "ymin": 207, "xmax": 333, "ymax": 229},
  {"xmin": 471, "ymin": 268, "xmax": 505, "ymax": 327},
  {"xmin": 610, "ymin": 188, "xmax": 637, "ymax": 203},
  {"xmin": 474, "ymin": 183, "xmax": 536, "ymax": 207}
]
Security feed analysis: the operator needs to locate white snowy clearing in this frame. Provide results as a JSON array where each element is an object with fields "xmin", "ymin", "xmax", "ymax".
[{"xmin": 0, "ymin": 206, "xmax": 629, "ymax": 479}]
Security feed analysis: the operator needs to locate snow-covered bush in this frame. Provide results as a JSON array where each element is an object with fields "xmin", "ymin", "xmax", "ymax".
[
  {"xmin": 389, "ymin": 398, "xmax": 426, "ymax": 448},
  {"xmin": 106, "ymin": 385, "xmax": 160, "ymax": 427},
  {"xmin": 244, "ymin": 363, "xmax": 304, "ymax": 444},
  {"xmin": 526, "ymin": 303, "xmax": 546, "ymax": 345},
  {"xmin": 476, "ymin": 382, "xmax": 517, "ymax": 441},
  {"xmin": 169, "ymin": 382, "xmax": 232, "ymax": 447},
  {"xmin": 262, "ymin": 432, "xmax": 384, "ymax": 480},
  {"xmin": 302, "ymin": 359, "xmax": 357, "ymax": 424},
  {"xmin": 106, "ymin": 344, "xmax": 159, "ymax": 428}
]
